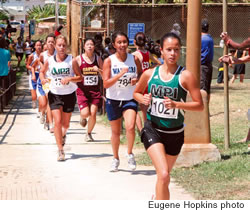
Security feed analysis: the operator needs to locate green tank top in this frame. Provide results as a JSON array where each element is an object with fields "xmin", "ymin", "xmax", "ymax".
[{"xmin": 147, "ymin": 65, "xmax": 187, "ymax": 129}]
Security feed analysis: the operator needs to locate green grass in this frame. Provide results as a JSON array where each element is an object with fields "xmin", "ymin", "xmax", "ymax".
[
  {"xmin": 134, "ymin": 81, "xmax": 250, "ymax": 200},
  {"xmin": 10, "ymin": 55, "xmax": 27, "ymax": 84}
]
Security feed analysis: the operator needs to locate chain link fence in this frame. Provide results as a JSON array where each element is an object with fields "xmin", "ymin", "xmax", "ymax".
[{"xmin": 78, "ymin": 1, "xmax": 250, "ymax": 78}]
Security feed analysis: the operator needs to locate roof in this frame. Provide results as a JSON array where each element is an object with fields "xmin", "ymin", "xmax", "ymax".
[{"xmin": 37, "ymin": 16, "xmax": 66, "ymax": 22}]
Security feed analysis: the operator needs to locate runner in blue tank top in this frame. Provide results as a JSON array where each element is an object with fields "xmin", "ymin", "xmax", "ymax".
[{"xmin": 134, "ymin": 33, "xmax": 204, "ymax": 200}]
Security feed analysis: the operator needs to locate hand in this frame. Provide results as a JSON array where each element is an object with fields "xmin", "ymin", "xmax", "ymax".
[
  {"xmin": 41, "ymin": 78, "xmax": 49, "ymax": 85},
  {"xmin": 92, "ymin": 65, "xmax": 99, "ymax": 72},
  {"xmin": 32, "ymin": 75, "xmax": 36, "ymax": 82},
  {"xmin": 143, "ymin": 93, "xmax": 152, "ymax": 106},
  {"xmin": 164, "ymin": 96, "xmax": 176, "ymax": 109},
  {"xmin": 131, "ymin": 78, "xmax": 137, "ymax": 86},
  {"xmin": 219, "ymin": 55, "xmax": 233, "ymax": 65},
  {"xmin": 120, "ymin": 67, "xmax": 128, "ymax": 76},
  {"xmin": 220, "ymin": 32, "xmax": 231, "ymax": 45},
  {"xmin": 61, "ymin": 77, "xmax": 70, "ymax": 85}
]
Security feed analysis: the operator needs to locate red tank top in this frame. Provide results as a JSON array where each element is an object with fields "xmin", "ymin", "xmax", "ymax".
[
  {"xmin": 77, "ymin": 54, "xmax": 100, "ymax": 90},
  {"xmin": 138, "ymin": 50, "xmax": 150, "ymax": 72}
]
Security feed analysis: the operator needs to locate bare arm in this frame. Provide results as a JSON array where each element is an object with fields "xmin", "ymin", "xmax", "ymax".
[
  {"xmin": 40, "ymin": 61, "xmax": 49, "ymax": 85},
  {"xmin": 149, "ymin": 53, "xmax": 161, "ymax": 66},
  {"xmin": 102, "ymin": 57, "xmax": 128, "ymax": 89},
  {"xmin": 133, "ymin": 69, "xmax": 153, "ymax": 105},
  {"xmin": 164, "ymin": 70, "xmax": 204, "ymax": 111},
  {"xmin": 221, "ymin": 32, "xmax": 250, "ymax": 49}
]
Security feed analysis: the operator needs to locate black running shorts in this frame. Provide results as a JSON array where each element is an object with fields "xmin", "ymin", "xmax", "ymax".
[
  {"xmin": 48, "ymin": 91, "xmax": 76, "ymax": 113},
  {"xmin": 140, "ymin": 120, "xmax": 184, "ymax": 156}
]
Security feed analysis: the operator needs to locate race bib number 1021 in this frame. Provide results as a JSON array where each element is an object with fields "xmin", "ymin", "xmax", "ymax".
[{"xmin": 150, "ymin": 97, "xmax": 178, "ymax": 119}]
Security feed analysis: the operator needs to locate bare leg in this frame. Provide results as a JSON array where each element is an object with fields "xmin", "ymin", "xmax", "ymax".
[
  {"xmin": 87, "ymin": 104, "xmax": 98, "ymax": 134},
  {"xmin": 109, "ymin": 118, "xmax": 122, "ymax": 159},
  {"xmin": 123, "ymin": 109, "xmax": 136, "ymax": 155},
  {"xmin": 52, "ymin": 108, "xmax": 63, "ymax": 150},
  {"xmin": 61, "ymin": 111, "xmax": 72, "ymax": 137},
  {"xmin": 136, "ymin": 112, "xmax": 143, "ymax": 132},
  {"xmin": 240, "ymin": 74, "xmax": 244, "ymax": 83},
  {"xmin": 147, "ymin": 143, "xmax": 178, "ymax": 200}
]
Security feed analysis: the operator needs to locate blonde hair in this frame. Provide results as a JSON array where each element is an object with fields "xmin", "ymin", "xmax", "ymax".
[{"xmin": 55, "ymin": 35, "xmax": 67, "ymax": 45}]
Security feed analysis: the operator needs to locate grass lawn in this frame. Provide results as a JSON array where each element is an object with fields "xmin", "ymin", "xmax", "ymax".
[
  {"xmin": 136, "ymin": 81, "xmax": 250, "ymax": 200},
  {"xmin": 101, "ymin": 80, "xmax": 250, "ymax": 200}
]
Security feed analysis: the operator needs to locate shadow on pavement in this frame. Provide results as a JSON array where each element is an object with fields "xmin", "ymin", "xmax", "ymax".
[
  {"xmin": 66, "ymin": 152, "xmax": 112, "ymax": 160},
  {"xmin": 119, "ymin": 169, "xmax": 156, "ymax": 176}
]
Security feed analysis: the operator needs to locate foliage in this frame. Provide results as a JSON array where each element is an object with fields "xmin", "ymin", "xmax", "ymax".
[
  {"xmin": 0, "ymin": 10, "xmax": 8, "ymax": 21},
  {"xmin": 27, "ymin": 4, "xmax": 66, "ymax": 22}
]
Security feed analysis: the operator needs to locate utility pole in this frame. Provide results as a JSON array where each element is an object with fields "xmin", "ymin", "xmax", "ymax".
[
  {"xmin": 223, "ymin": 0, "xmax": 230, "ymax": 149},
  {"xmin": 55, "ymin": 0, "xmax": 59, "ymax": 28}
]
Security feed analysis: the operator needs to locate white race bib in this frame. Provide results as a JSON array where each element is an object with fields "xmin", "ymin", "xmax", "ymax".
[
  {"xmin": 117, "ymin": 74, "xmax": 133, "ymax": 89},
  {"xmin": 84, "ymin": 75, "xmax": 98, "ymax": 86},
  {"xmin": 150, "ymin": 97, "xmax": 178, "ymax": 119},
  {"xmin": 52, "ymin": 77, "xmax": 69, "ymax": 87}
]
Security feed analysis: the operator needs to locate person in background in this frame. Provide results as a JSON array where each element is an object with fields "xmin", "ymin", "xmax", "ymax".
[
  {"xmin": 15, "ymin": 36, "xmax": 25, "ymax": 71},
  {"xmin": 20, "ymin": 20, "xmax": 25, "ymax": 40},
  {"xmin": 200, "ymin": 19, "xmax": 214, "ymax": 104},
  {"xmin": 0, "ymin": 36, "xmax": 11, "ymax": 77},
  {"xmin": 231, "ymin": 50, "xmax": 246, "ymax": 84}
]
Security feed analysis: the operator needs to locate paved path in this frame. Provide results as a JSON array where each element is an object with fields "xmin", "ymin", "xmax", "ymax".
[{"xmin": 0, "ymin": 74, "xmax": 194, "ymax": 200}]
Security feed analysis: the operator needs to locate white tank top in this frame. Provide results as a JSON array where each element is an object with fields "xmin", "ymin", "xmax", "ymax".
[
  {"xmin": 16, "ymin": 42, "xmax": 24, "ymax": 53},
  {"xmin": 106, "ymin": 53, "xmax": 137, "ymax": 101},
  {"xmin": 48, "ymin": 55, "xmax": 77, "ymax": 95},
  {"xmin": 42, "ymin": 50, "xmax": 56, "ymax": 77},
  {"xmin": 25, "ymin": 42, "xmax": 32, "ymax": 54},
  {"xmin": 30, "ymin": 52, "xmax": 40, "ymax": 71}
]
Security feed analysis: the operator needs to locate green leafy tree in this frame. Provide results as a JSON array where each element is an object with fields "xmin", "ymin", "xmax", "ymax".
[{"xmin": 27, "ymin": 4, "xmax": 66, "ymax": 22}]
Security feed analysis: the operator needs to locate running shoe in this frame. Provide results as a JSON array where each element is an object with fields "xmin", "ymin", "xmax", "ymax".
[
  {"xmin": 50, "ymin": 126, "xmax": 54, "ymax": 133},
  {"xmin": 79, "ymin": 117, "xmax": 87, "ymax": 127},
  {"xmin": 44, "ymin": 122, "xmax": 49, "ymax": 130},
  {"xmin": 40, "ymin": 113, "xmax": 45, "ymax": 124},
  {"xmin": 32, "ymin": 101, "xmax": 36, "ymax": 109},
  {"xmin": 126, "ymin": 153, "xmax": 136, "ymax": 171},
  {"xmin": 57, "ymin": 150, "xmax": 65, "ymax": 161},
  {"xmin": 62, "ymin": 135, "xmax": 66, "ymax": 146},
  {"xmin": 110, "ymin": 158, "xmax": 120, "ymax": 172},
  {"xmin": 84, "ymin": 133, "xmax": 94, "ymax": 142}
]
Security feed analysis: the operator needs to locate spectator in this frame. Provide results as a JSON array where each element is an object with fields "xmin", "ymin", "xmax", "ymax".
[
  {"xmin": 231, "ymin": 50, "xmax": 246, "ymax": 84},
  {"xmin": 20, "ymin": 20, "xmax": 25, "ymax": 40},
  {"xmin": 200, "ymin": 19, "xmax": 214, "ymax": 103},
  {"xmin": 5, "ymin": 20, "xmax": 12, "ymax": 37},
  {"xmin": 0, "ymin": 37, "xmax": 11, "ymax": 77}
]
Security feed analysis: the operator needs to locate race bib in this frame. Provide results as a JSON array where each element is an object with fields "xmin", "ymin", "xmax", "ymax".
[
  {"xmin": 84, "ymin": 75, "xmax": 98, "ymax": 86},
  {"xmin": 150, "ymin": 97, "xmax": 178, "ymax": 119},
  {"xmin": 117, "ymin": 74, "xmax": 133, "ymax": 89},
  {"xmin": 52, "ymin": 77, "xmax": 69, "ymax": 87}
]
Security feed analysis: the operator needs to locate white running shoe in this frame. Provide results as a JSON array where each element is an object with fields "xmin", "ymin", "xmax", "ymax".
[
  {"xmin": 84, "ymin": 133, "xmax": 94, "ymax": 142},
  {"xmin": 40, "ymin": 113, "xmax": 45, "ymax": 124},
  {"xmin": 32, "ymin": 101, "xmax": 36, "ymax": 109},
  {"xmin": 110, "ymin": 158, "xmax": 120, "ymax": 172},
  {"xmin": 57, "ymin": 150, "xmax": 65, "ymax": 161},
  {"xmin": 126, "ymin": 153, "xmax": 136, "ymax": 171}
]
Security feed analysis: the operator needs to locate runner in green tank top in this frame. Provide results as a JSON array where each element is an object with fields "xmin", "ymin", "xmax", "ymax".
[{"xmin": 134, "ymin": 32, "xmax": 204, "ymax": 200}]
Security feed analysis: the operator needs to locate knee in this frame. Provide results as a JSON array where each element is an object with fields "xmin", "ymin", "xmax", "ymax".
[
  {"xmin": 158, "ymin": 170, "xmax": 170, "ymax": 185},
  {"xmin": 80, "ymin": 111, "xmax": 89, "ymax": 119},
  {"xmin": 62, "ymin": 121, "xmax": 70, "ymax": 130},
  {"xmin": 125, "ymin": 124, "xmax": 135, "ymax": 133}
]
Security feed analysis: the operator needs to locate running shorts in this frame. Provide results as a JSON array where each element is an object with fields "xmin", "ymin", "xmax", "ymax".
[
  {"xmin": 48, "ymin": 91, "xmax": 76, "ymax": 113},
  {"xmin": 76, "ymin": 87, "xmax": 102, "ymax": 110},
  {"xmin": 141, "ymin": 120, "xmax": 184, "ymax": 156},
  {"xmin": 105, "ymin": 98, "xmax": 138, "ymax": 121},
  {"xmin": 28, "ymin": 72, "xmax": 39, "ymax": 90}
]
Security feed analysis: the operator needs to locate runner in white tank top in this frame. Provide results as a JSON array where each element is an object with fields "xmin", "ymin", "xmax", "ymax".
[
  {"xmin": 39, "ymin": 34, "xmax": 57, "ymax": 132},
  {"xmin": 40, "ymin": 35, "xmax": 82, "ymax": 161},
  {"xmin": 26, "ymin": 40, "xmax": 42, "ymax": 114},
  {"xmin": 103, "ymin": 31, "xmax": 142, "ymax": 172}
]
